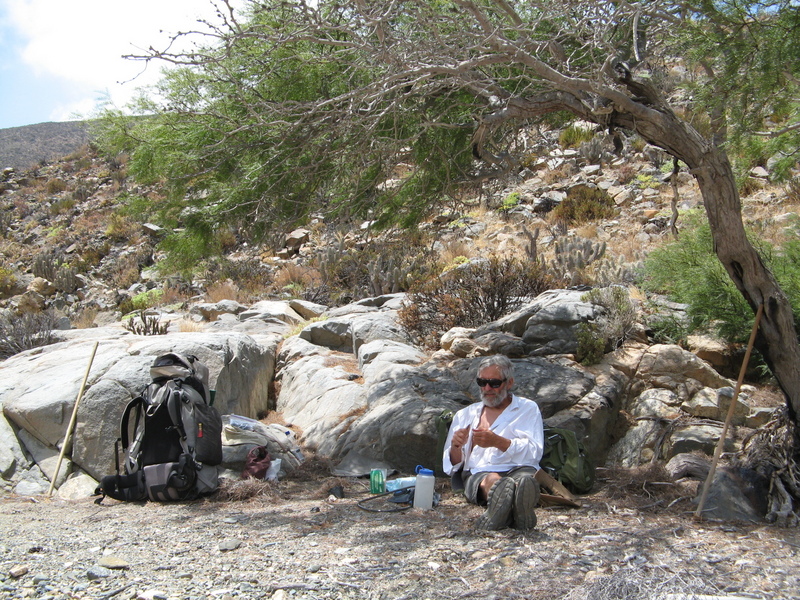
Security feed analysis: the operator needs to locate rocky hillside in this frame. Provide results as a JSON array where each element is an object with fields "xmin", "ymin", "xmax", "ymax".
[
  {"xmin": 1, "ymin": 125, "xmax": 792, "ymax": 326},
  {"xmin": 0, "ymin": 121, "xmax": 91, "ymax": 172}
]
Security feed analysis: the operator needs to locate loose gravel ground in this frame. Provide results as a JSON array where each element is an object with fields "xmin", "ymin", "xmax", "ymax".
[{"xmin": 2, "ymin": 470, "xmax": 800, "ymax": 600}]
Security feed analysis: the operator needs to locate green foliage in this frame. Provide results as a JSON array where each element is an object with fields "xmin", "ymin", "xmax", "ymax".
[
  {"xmin": 643, "ymin": 213, "xmax": 800, "ymax": 343},
  {"xmin": 635, "ymin": 174, "xmax": 660, "ymax": 189},
  {"xmin": 575, "ymin": 322, "xmax": 606, "ymax": 366},
  {"xmin": 0, "ymin": 267, "xmax": 16, "ymax": 297},
  {"xmin": 130, "ymin": 289, "xmax": 164, "ymax": 311},
  {"xmin": 674, "ymin": 1, "xmax": 800, "ymax": 182},
  {"xmin": 399, "ymin": 255, "xmax": 556, "ymax": 348},
  {"xmin": 500, "ymin": 192, "xmax": 521, "ymax": 213},
  {"xmin": 559, "ymin": 125, "xmax": 594, "ymax": 149},
  {"xmin": 575, "ymin": 286, "xmax": 640, "ymax": 365}
]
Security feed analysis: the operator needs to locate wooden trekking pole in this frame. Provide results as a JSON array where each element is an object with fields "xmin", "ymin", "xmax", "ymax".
[
  {"xmin": 47, "ymin": 341, "xmax": 99, "ymax": 497},
  {"xmin": 694, "ymin": 303, "xmax": 763, "ymax": 520}
]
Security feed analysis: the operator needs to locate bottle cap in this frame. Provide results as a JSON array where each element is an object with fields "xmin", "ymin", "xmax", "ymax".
[{"xmin": 415, "ymin": 465, "xmax": 434, "ymax": 476}]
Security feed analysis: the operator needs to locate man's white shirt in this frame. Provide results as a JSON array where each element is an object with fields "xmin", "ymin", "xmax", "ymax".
[{"xmin": 442, "ymin": 394, "xmax": 544, "ymax": 475}]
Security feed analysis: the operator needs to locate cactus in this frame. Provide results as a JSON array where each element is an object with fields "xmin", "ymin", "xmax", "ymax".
[
  {"xmin": 123, "ymin": 310, "xmax": 168, "ymax": 336},
  {"xmin": 32, "ymin": 252, "xmax": 82, "ymax": 293},
  {"xmin": 549, "ymin": 236, "xmax": 606, "ymax": 285}
]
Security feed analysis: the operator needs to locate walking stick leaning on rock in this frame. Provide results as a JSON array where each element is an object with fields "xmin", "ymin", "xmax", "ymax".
[
  {"xmin": 694, "ymin": 303, "xmax": 763, "ymax": 520},
  {"xmin": 47, "ymin": 341, "xmax": 99, "ymax": 497}
]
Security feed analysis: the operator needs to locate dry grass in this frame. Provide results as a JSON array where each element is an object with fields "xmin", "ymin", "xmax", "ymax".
[
  {"xmin": 594, "ymin": 464, "xmax": 696, "ymax": 511},
  {"xmin": 563, "ymin": 566, "xmax": 721, "ymax": 600},
  {"xmin": 206, "ymin": 280, "xmax": 240, "ymax": 302},
  {"xmin": 273, "ymin": 263, "xmax": 321, "ymax": 292},
  {"xmin": 161, "ymin": 284, "xmax": 190, "ymax": 306},
  {"xmin": 439, "ymin": 239, "xmax": 475, "ymax": 264},
  {"xmin": 214, "ymin": 477, "xmax": 279, "ymax": 502},
  {"xmin": 324, "ymin": 355, "xmax": 362, "ymax": 380},
  {"xmin": 72, "ymin": 306, "xmax": 99, "ymax": 329},
  {"xmin": 178, "ymin": 317, "xmax": 205, "ymax": 332}
]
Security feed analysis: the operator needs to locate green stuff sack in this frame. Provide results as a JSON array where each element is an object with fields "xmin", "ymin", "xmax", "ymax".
[
  {"xmin": 540, "ymin": 426, "xmax": 595, "ymax": 494},
  {"xmin": 435, "ymin": 410, "xmax": 455, "ymax": 475}
]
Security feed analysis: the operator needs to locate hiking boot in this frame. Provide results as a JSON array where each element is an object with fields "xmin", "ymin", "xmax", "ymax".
[
  {"xmin": 475, "ymin": 477, "xmax": 516, "ymax": 530},
  {"xmin": 512, "ymin": 475, "xmax": 540, "ymax": 530}
]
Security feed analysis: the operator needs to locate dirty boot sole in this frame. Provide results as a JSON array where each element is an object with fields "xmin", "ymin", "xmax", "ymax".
[
  {"xmin": 475, "ymin": 477, "xmax": 516, "ymax": 531},
  {"xmin": 512, "ymin": 476, "xmax": 539, "ymax": 530}
]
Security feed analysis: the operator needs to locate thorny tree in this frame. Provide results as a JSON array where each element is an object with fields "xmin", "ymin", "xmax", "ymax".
[{"xmin": 113, "ymin": 1, "xmax": 800, "ymax": 432}]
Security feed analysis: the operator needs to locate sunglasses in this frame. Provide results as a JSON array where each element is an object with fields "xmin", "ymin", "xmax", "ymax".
[{"xmin": 476, "ymin": 378, "xmax": 506, "ymax": 388}]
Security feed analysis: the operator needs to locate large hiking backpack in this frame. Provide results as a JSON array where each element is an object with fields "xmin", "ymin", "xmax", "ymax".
[
  {"xmin": 540, "ymin": 425, "xmax": 595, "ymax": 494},
  {"xmin": 96, "ymin": 353, "xmax": 223, "ymax": 502}
]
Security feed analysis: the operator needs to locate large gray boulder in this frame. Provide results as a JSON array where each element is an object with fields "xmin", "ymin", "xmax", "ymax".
[
  {"xmin": 277, "ymin": 330, "xmax": 621, "ymax": 473},
  {"xmin": 474, "ymin": 289, "xmax": 599, "ymax": 356},
  {"xmin": 1, "ymin": 331, "xmax": 276, "ymax": 481}
]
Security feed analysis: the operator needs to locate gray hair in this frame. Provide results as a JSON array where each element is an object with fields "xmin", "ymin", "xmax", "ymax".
[{"xmin": 477, "ymin": 354, "xmax": 514, "ymax": 381}]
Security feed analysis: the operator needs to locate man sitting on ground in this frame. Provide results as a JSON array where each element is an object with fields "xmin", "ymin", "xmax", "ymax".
[{"xmin": 443, "ymin": 355, "xmax": 544, "ymax": 530}]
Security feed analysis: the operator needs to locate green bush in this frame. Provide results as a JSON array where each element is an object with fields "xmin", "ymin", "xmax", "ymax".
[
  {"xmin": 642, "ymin": 213, "xmax": 800, "ymax": 343},
  {"xmin": 399, "ymin": 255, "xmax": 556, "ymax": 348},
  {"xmin": 131, "ymin": 289, "xmax": 164, "ymax": 311},
  {"xmin": 577, "ymin": 286, "xmax": 639, "ymax": 365},
  {"xmin": 559, "ymin": 125, "xmax": 595, "ymax": 149}
]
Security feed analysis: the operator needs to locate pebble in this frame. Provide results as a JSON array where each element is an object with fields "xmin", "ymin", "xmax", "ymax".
[
  {"xmin": 8, "ymin": 566, "xmax": 28, "ymax": 579},
  {"xmin": 98, "ymin": 556, "xmax": 130, "ymax": 569},
  {"xmin": 86, "ymin": 566, "xmax": 111, "ymax": 580},
  {"xmin": 218, "ymin": 539, "xmax": 242, "ymax": 552}
]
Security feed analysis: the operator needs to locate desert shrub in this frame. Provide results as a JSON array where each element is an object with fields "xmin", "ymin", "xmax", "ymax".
[
  {"xmin": 642, "ymin": 213, "xmax": 800, "ymax": 343},
  {"xmin": 399, "ymin": 255, "xmax": 556, "ymax": 348},
  {"xmin": 204, "ymin": 257, "xmax": 273, "ymax": 300},
  {"xmin": 787, "ymin": 177, "xmax": 800, "ymax": 204},
  {"xmin": 130, "ymin": 289, "xmax": 163, "ymax": 311},
  {"xmin": 0, "ymin": 310, "xmax": 59, "ymax": 358},
  {"xmin": 45, "ymin": 179, "xmax": 67, "ymax": 194},
  {"xmin": 575, "ymin": 323, "xmax": 606, "ymax": 365},
  {"xmin": 577, "ymin": 286, "xmax": 639, "ymax": 365},
  {"xmin": 106, "ymin": 213, "xmax": 139, "ymax": 242},
  {"xmin": 559, "ymin": 124, "xmax": 594, "ymax": 148},
  {"xmin": 0, "ymin": 267, "xmax": 17, "ymax": 297},
  {"xmin": 206, "ymin": 280, "xmax": 240, "ymax": 302},
  {"xmin": 312, "ymin": 237, "xmax": 435, "ymax": 306},
  {"xmin": 49, "ymin": 197, "xmax": 76, "ymax": 215},
  {"xmin": 551, "ymin": 186, "xmax": 615, "ymax": 226},
  {"xmin": 616, "ymin": 163, "xmax": 638, "ymax": 185}
]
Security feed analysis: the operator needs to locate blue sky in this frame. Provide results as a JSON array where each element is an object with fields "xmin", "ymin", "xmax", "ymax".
[{"xmin": 0, "ymin": 0, "xmax": 237, "ymax": 129}]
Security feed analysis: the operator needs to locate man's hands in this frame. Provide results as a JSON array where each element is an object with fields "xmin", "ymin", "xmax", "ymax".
[
  {"xmin": 472, "ymin": 428, "xmax": 511, "ymax": 452},
  {"xmin": 449, "ymin": 426, "xmax": 511, "ymax": 466},
  {"xmin": 449, "ymin": 427, "xmax": 470, "ymax": 464}
]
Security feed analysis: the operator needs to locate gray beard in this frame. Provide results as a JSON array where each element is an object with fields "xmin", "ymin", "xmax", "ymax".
[{"xmin": 481, "ymin": 394, "xmax": 506, "ymax": 408}]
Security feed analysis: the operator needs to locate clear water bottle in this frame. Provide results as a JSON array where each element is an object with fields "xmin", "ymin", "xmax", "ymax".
[{"xmin": 413, "ymin": 465, "xmax": 435, "ymax": 510}]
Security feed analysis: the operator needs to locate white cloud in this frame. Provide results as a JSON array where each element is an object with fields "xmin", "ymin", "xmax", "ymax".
[{"xmin": 4, "ymin": 0, "xmax": 237, "ymax": 116}]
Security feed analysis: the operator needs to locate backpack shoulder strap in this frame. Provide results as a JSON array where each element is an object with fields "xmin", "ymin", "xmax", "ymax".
[{"xmin": 119, "ymin": 392, "xmax": 146, "ymax": 451}]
